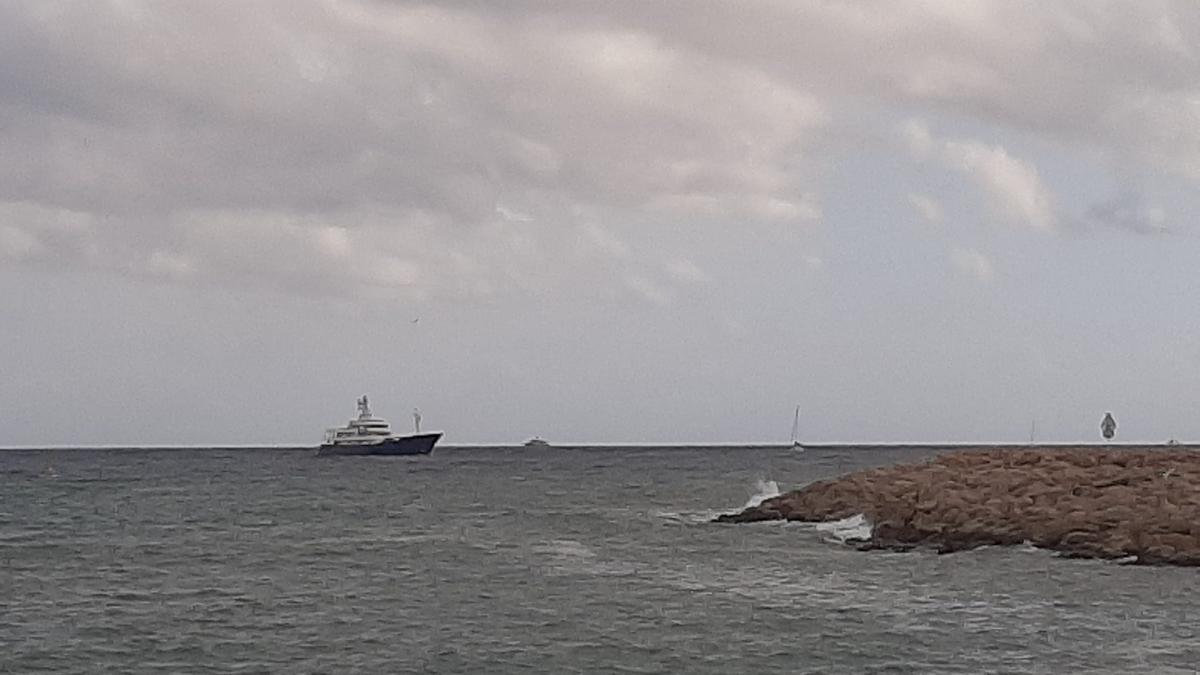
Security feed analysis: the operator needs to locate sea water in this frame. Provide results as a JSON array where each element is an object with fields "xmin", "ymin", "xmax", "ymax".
[{"xmin": 4, "ymin": 445, "xmax": 1200, "ymax": 674}]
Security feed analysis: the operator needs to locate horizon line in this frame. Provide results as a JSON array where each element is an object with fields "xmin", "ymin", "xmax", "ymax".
[{"xmin": 0, "ymin": 440, "xmax": 1194, "ymax": 451}]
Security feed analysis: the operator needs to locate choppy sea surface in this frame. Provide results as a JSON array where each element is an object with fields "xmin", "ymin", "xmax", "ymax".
[{"xmin": 5, "ymin": 445, "xmax": 1200, "ymax": 674}]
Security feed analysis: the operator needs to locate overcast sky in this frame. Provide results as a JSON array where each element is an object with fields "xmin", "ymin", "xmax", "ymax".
[{"xmin": 4, "ymin": 1, "xmax": 1200, "ymax": 446}]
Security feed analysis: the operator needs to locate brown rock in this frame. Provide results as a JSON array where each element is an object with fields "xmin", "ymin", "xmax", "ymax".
[{"xmin": 714, "ymin": 446, "xmax": 1200, "ymax": 566}]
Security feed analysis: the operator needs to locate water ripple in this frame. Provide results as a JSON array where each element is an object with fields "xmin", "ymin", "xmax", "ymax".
[{"xmin": 3, "ymin": 446, "xmax": 1199, "ymax": 673}]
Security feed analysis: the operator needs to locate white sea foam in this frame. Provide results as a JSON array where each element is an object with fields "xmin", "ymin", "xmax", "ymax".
[
  {"xmin": 815, "ymin": 513, "xmax": 873, "ymax": 543},
  {"xmin": 742, "ymin": 478, "xmax": 781, "ymax": 509},
  {"xmin": 533, "ymin": 539, "xmax": 595, "ymax": 559},
  {"xmin": 657, "ymin": 479, "xmax": 784, "ymax": 526},
  {"xmin": 654, "ymin": 509, "xmax": 722, "ymax": 524}
]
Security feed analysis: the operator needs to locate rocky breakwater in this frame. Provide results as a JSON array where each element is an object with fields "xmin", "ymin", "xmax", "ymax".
[{"xmin": 716, "ymin": 448, "xmax": 1200, "ymax": 565}]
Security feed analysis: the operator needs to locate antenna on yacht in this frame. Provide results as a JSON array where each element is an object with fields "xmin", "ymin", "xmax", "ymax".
[
  {"xmin": 413, "ymin": 408, "xmax": 422, "ymax": 433},
  {"xmin": 357, "ymin": 395, "xmax": 371, "ymax": 418}
]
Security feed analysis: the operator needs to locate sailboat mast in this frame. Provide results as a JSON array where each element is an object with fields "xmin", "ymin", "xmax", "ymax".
[{"xmin": 791, "ymin": 405, "xmax": 800, "ymax": 445}]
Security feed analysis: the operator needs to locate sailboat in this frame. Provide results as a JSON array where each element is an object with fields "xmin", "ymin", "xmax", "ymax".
[{"xmin": 790, "ymin": 405, "xmax": 803, "ymax": 451}]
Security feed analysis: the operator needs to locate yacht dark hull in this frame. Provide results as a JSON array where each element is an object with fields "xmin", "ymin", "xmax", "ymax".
[{"xmin": 318, "ymin": 432, "xmax": 442, "ymax": 456}]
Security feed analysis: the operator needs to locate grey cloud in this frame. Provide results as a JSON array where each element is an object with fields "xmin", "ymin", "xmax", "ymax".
[
  {"xmin": 1085, "ymin": 194, "xmax": 1170, "ymax": 235},
  {"xmin": 2, "ymin": 1, "xmax": 1199, "ymax": 300},
  {"xmin": 475, "ymin": 2, "xmax": 1200, "ymax": 173},
  {"xmin": 0, "ymin": 1, "xmax": 829, "ymax": 300}
]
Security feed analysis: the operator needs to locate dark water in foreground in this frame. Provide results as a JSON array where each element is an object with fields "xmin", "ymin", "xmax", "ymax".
[{"xmin": 4, "ymin": 446, "xmax": 1200, "ymax": 674}]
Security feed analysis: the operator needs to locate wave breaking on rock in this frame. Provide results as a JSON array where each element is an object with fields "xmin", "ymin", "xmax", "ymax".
[{"xmin": 715, "ymin": 447, "xmax": 1200, "ymax": 566}]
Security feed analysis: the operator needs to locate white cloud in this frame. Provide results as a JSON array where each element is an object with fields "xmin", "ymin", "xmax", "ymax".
[
  {"xmin": 0, "ymin": 225, "xmax": 43, "ymax": 260},
  {"xmin": 904, "ymin": 122, "xmax": 1056, "ymax": 230},
  {"xmin": 145, "ymin": 250, "xmax": 195, "ymax": 280},
  {"xmin": 752, "ymin": 195, "xmax": 822, "ymax": 224},
  {"xmin": 949, "ymin": 247, "xmax": 995, "ymax": 283},
  {"xmin": 665, "ymin": 258, "xmax": 708, "ymax": 284},
  {"xmin": 495, "ymin": 204, "xmax": 533, "ymax": 223},
  {"xmin": 576, "ymin": 222, "xmax": 630, "ymax": 261},
  {"xmin": 940, "ymin": 138, "xmax": 1056, "ymax": 230},
  {"xmin": 624, "ymin": 273, "xmax": 671, "ymax": 306},
  {"xmin": 908, "ymin": 193, "xmax": 944, "ymax": 223},
  {"xmin": 0, "ymin": 201, "xmax": 94, "ymax": 263},
  {"xmin": 902, "ymin": 119, "xmax": 935, "ymax": 158},
  {"xmin": 314, "ymin": 226, "xmax": 352, "ymax": 259}
]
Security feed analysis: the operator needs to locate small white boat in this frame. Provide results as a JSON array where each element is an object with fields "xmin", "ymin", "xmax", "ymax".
[{"xmin": 524, "ymin": 437, "xmax": 551, "ymax": 449}]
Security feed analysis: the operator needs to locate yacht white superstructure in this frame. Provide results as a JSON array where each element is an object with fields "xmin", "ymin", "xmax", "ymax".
[{"xmin": 324, "ymin": 396, "xmax": 394, "ymax": 446}]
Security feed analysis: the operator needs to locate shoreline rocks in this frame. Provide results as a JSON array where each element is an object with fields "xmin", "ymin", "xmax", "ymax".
[{"xmin": 716, "ymin": 447, "xmax": 1200, "ymax": 566}]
